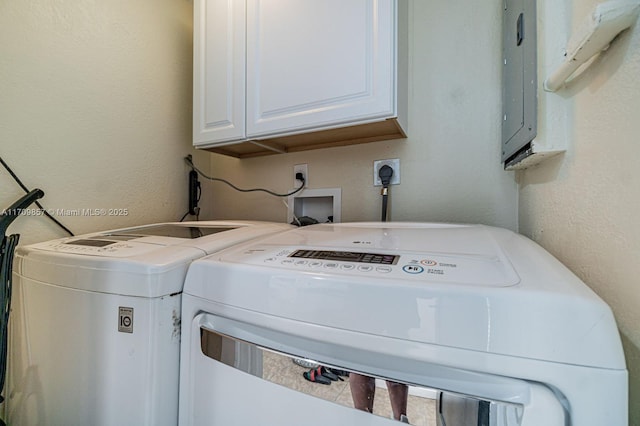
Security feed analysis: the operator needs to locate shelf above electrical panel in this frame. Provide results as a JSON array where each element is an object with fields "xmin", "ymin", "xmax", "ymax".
[{"xmin": 544, "ymin": 0, "xmax": 640, "ymax": 92}]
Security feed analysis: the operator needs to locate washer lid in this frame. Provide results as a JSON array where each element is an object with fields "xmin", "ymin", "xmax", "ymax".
[
  {"xmin": 104, "ymin": 223, "xmax": 240, "ymax": 239},
  {"xmin": 15, "ymin": 221, "xmax": 292, "ymax": 297}
]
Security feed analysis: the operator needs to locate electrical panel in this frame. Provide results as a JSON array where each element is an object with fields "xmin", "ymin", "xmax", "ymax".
[{"xmin": 502, "ymin": 0, "xmax": 537, "ymax": 167}]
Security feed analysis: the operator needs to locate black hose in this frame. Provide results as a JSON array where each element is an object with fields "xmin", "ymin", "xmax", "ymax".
[
  {"xmin": 0, "ymin": 189, "xmax": 45, "ymax": 237},
  {"xmin": 0, "ymin": 189, "xmax": 45, "ymax": 412},
  {"xmin": 0, "ymin": 234, "xmax": 19, "ymax": 405}
]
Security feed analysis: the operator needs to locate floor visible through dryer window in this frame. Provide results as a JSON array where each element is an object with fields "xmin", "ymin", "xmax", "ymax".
[{"xmin": 262, "ymin": 351, "xmax": 437, "ymax": 425}]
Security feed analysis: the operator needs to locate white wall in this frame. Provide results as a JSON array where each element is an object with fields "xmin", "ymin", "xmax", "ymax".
[
  {"xmin": 200, "ymin": 0, "xmax": 519, "ymax": 231},
  {"xmin": 0, "ymin": 0, "xmax": 210, "ymax": 245},
  {"xmin": 519, "ymin": 1, "xmax": 640, "ymax": 422},
  {"xmin": 3, "ymin": 0, "xmax": 635, "ymax": 421}
]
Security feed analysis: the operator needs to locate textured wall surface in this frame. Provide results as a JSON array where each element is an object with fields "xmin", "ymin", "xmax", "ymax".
[
  {"xmin": 0, "ymin": 0, "xmax": 209, "ymax": 245},
  {"xmin": 5, "ymin": 0, "xmax": 634, "ymax": 422},
  {"xmin": 200, "ymin": 0, "xmax": 519, "ymax": 231},
  {"xmin": 519, "ymin": 1, "xmax": 640, "ymax": 422}
]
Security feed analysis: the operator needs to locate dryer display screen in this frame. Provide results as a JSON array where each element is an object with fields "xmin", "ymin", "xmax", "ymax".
[
  {"xmin": 65, "ymin": 239, "xmax": 116, "ymax": 247},
  {"xmin": 290, "ymin": 250, "xmax": 398, "ymax": 265}
]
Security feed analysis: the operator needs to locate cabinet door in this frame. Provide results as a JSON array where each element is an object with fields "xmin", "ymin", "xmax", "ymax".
[
  {"xmin": 246, "ymin": 0, "xmax": 396, "ymax": 139},
  {"xmin": 193, "ymin": 0, "xmax": 246, "ymax": 146}
]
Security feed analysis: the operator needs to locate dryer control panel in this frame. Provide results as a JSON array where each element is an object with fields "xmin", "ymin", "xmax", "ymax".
[{"xmin": 235, "ymin": 245, "xmax": 519, "ymax": 287}]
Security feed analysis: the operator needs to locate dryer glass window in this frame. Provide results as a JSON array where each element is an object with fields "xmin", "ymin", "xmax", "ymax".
[
  {"xmin": 199, "ymin": 327, "xmax": 440, "ymax": 424},
  {"xmin": 200, "ymin": 326, "xmax": 526, "ymax": 425}
]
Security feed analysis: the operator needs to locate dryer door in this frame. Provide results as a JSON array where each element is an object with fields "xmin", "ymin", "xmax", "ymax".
[{"xmin": 179, "ymin": 311, "xmax": 566, "ymax": 426}]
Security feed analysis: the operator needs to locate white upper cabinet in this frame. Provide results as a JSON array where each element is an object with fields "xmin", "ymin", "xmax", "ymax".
[
  {"xmin": 246, "ymin": 0, "xmax": 396, "ymax": 137},
  {"xmin": 193, "ymin": 0, "xmax": 246, "ymax": 145},
  {"xmin": 194, "ymin": 0, "xmax": 407, "ymax": 157}
]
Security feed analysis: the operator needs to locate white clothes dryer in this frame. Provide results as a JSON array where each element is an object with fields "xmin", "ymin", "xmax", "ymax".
[
  {"xmin": 6, "ymin": 220, "xmax": 292, "ymax": 426},
  {"xmin": 178, "ymin": 222, "xmax": 627, "ymax": 426}
]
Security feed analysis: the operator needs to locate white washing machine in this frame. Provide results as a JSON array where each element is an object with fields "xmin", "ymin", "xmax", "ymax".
[
  {"xmin": 6, "ymin": 220, "xmax": 292, "ymax": 426},
  {"xmin": 178, "ymin": 222, "xmax": 627, "ymax": 426}
]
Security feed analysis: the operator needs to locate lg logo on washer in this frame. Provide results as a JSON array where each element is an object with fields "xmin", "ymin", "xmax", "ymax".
[{"xmin": 118, "ymin": 306, "xmax": 134, "ymax": 333}]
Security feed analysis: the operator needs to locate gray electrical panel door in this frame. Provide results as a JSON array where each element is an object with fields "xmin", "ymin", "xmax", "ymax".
[{"xmin": 502, "ymin": 0, "xmax": 537, "ymax": 165}]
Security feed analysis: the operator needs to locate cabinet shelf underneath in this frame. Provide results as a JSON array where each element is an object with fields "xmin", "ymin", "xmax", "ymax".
[{"xmin": 202, "ymin": 118, "xmax": 406, "ymax": 158}]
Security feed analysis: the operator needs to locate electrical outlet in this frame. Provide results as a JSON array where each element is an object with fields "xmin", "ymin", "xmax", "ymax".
[
  {"xmin": 293, "ymin": 164, "xmax": 308, "ymax": 187},
  {"xmin": 373, "ymin": 159, "xmax": 400, "ymax": 186}
]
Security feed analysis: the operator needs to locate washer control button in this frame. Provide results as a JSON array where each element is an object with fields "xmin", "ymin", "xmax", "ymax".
[{"xmin": 402, "ymin": 265, "xmax": 424, "ymax": 274}]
